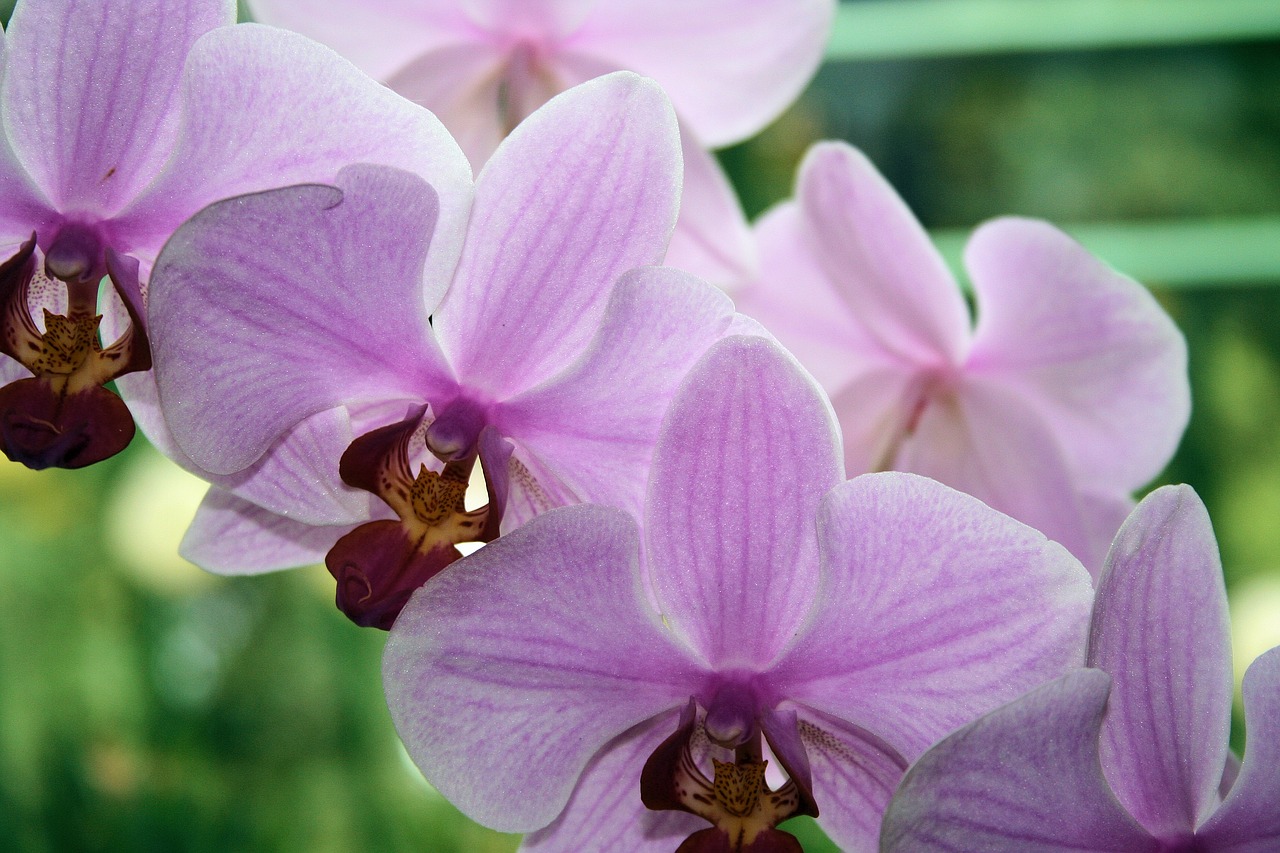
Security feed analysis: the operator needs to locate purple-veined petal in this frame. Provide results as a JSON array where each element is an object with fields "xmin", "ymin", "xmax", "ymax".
[
  {"xmin": 1087, "ymin": 485, "xmax": 1233, "ymax": 839},
  {"xmin": 775, "ymin": 472, "xmax": 1093, "ymax": 761},
  {"xmin": 180, "ymin": 488, "xmax": 358, "ymax": 575},
  {"xmin": 499, "ymin": 266, "xmax": 743, "ymax": 519},
  {"xmin": 664, "ymin": 126, "xmax": 758, "ymax": 289},
  {"xmin": 2, "ymin": 0, "xmax": 234, "ymax": 214},
  {"xmin": 215, "ymin": 406, "xmax": 383, "ymax": 526},
  {"xmin": 0, "ymin": 28, "xmax": 51, "ymax": 241},
  {"xmin": 245, "ymin": 0, "xmax": 473, "ymax": 80},
  {"xmin": 965, "ymin": 217, "xmax": 1189, "ymax": 493},
  {"xmin": 792, "ymin": 706, "xmax": 907, "ymax": 853},
  {"xmin": 577, "ymin": 0, "xmax": 834, "ymax": 146},
  {"xmin": 149, "ymin": 164, "xmax": 447, "ymax": 476},
  {"xmin": 895, "ymin": 376, "xmax": 1105, "ymax": 570},
  {"xmin": 880, "ymin": 670, "xmax": 1160, "ymax": 853},
  {"xmin": 646, "ymin": 336, "xmax": 843, "ymax": 670},
  {"xmin": 1196, "ymin": 646, "xmax": 1280, "ymax": 850},
  {"xmin": 433, "ymin": 72, "xmax": 681, "ymax": 398},
  {"xmin": 522, "ymin": 710, "xmax": 706, "ymax": 853},
  {"xmin": 383, "ymin": 504, "xmax": 700, "ymax": 832},
  {"xmin": 118, "ymin": 23, "xmax": 472, "ymax": 297},
  {"xmin": 796, "ymin": 142, "xmax": 970, "ymax": 367}
]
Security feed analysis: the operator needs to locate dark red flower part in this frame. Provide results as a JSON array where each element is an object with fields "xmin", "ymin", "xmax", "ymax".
[
  {"xmin": 0, "ymin": 236, "xmax": 150, "ymax": 469},
  {"xmin": 327, "ymin": 407, "xmax": 509, "ymax": 629},
  {"xmin": 642, "ymin": 698, "xmax": 817, "ymax": 853}
]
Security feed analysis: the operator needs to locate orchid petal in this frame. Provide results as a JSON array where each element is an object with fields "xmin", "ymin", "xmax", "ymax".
[
  {"xmin": 522, "ymin": 710, "xmax": 705, "ymax": 853},
  {"xmin": 1196, "ymin": 646, "xmax": 1280, "ymax": 850},
  {"xmin": 734, "ymin": 204, "xmax": 889, "ymax": 393},
  {"xmin": 120, "ymin": 24, "xmax": 472, "ymax": 295},
  {"xmin": 150, "ymin": 164, "xmax": 446, "ymax": 476},
  {"xmin": 1, "ymin": 0, "xmax": 234, "ymax": 214},
  {"xmin": 880, "ymin": 670, "xmax": 1159, "ymax": 853},
  {"xmin": 578, "ymin": 0, "xmax": 834, "ymax": 146},
  {"xmin": 965, "ymin": 217, "xmax": 1189, "ymax": 493},
  {"xmin": 1087, "ymin": 485, "xmax": 1233, "ymax": 839},
  {"xmin": 383, "ymin": 42, "xmax": 509, "ymax": 170},
  {"xmin": 501, "ymin": 267, "xmax": 742, "ymax": 518},
  {"xmin": 180, "ymin": 489, "xmax": 355, "ymax": 575},
  {"xmin": 646, "ymin": 336, "xmax": 843, "ymax": 670},
  {"xmin": 499, "ymin": 439, "xmax": 582, "ymax": 532},
  {"xmin": 792, "ymin": 707, "xmax": 907, "ymax": 853},
  {"xmin": 244, "ymin": 0, "xmax": 473, "ymax": 80},
  {"xmin": 664, "ymin": 127, "xmax": 758, "ymax": 289},
  {"xmin": 796, "ymin": 142, "xmax": 970, "ymax": 367},
  {"xmin": 0, "ymin": 29, "xmax": 49, "ymax": 240},
  {"xmin": 776, "ymin": 472, "xmax": 1092, "ymax": 761},
  {"xmin": 383, "ymin": 504, "xmax": 698, "ymax": 832},
  {"xmin": 217, "ymin": 406, "xmax": 381, "ymax": 526},
  {"xmin": 895, "ymin": 377, "xmax": 1104, "ymax": 570},
  {"xmin": 433, "ymin": 72, "xmax": 681, "ymax": 398}
]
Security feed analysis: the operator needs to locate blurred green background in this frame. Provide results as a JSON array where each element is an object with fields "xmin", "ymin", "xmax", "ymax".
[{"xmin": 3, "ymin": 1, "xmax": 1279, "ymax": 851}]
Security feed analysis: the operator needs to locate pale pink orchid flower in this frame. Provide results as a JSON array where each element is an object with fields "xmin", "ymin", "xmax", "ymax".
[
  {"xmin": 734, "ymin": 142, "xmax": 1190, "ymax": 572},
  {"xmin": 245, "ymin": 0, "xmax": 837, "ymax": 288}
]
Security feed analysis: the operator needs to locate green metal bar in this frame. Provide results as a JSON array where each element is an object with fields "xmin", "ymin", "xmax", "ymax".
[
  {"xmin": 827, "ymin": 0, "xmax": 1280, "ymax": 60},
  {"xmin": 932, "ymin": 217, "xmax": 1280, "ymax": 288}
]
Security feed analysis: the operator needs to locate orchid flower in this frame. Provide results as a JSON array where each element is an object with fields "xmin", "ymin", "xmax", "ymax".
[
  {"xmin": 245, "ymin": 0, "xmax": 836, "ymax": 287},
  {"xmin": 382, "ymin": 334, "xmax": 1094, "ymax": 852},
  {"xmin": 881, "ymin": 485, "xmax": 1280, "ymax": 852},
  {"xmin": 150, "ymin": 73, "xmax": 755, "ymax": 628},
  {"xmin": 0, "ymin": 0, "xmax": 469, "ymax": 470},
  {"xmin": 732, "ymin": 142, "xmax": 1190, "ymax": 572}
]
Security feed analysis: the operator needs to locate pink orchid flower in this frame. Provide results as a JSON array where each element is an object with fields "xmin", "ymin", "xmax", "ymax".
[
  {"xmin": 149, "ymin": 73, "xmax": 757, "ymax": 628},
  {"xmin": 0, "ymin": 0, "xmax": 470, "ymax": 469},
  {"xmin": 734, "ymin": 142, "xmax": 1190, "ymax": 571},
  {"xmin": 245, "ymin": 0, "xmax": 837, "ymax": 287},
  {"xmin": 383, "ymin": 335, "xmax": 1094, "ymax": 852},
  {"xmin": 882, "ymin": 485, "xmax": 1280, "ymax": 852}
]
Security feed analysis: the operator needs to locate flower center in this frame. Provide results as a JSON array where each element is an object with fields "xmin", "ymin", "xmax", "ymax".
[
  {"xmin": 0, "ymin": 236, "xmax": 149, "ymax": 469},
  {"xmin": 324, "ymin": 406, "xmax": 505, "ymax": 629},
  {"xmin": 641, "ymin": 699, "xmax": 814, "ymax": 852}
]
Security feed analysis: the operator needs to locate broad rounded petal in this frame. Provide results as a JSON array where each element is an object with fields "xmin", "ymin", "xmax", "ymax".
[
  {"xmin": 880, "ymin": 670, "xmax": 1159, "ymax": 853},
  {"xmin": 1196, "ymin": 646, "xmax": 1280, "ymax": 850},
  {"xmin": 896, "ymin": 378, "xmax": 1106, "ymax": 571},
  {"xmin": 578, "ymin": 0, "xmax": 834, "ymax": 146},
  {"xmin": 245, "ymin": 0, "xmax": 473, "ymax": 80},
  {"xmin": 434, "ymin": 72, "xmax": 681, "ymax": 397},
  {"xmin": 1088, "ymin": 485, "xmax": 1232, "ymax": 839},
  {"xmin": 2, "ymin": 0, "xmax": 234, "ymax": 213},
  {"xmin": 149, "ymin": 164, "xmax": 446, "ymax": 475},
  {"xmin": 384, "ymin": 504, "xmax": 699, "ymax": 832},
  {"xmin": 663, "ymin": 127, "xmax": 758, "ymax": 289},
  {"xmin": 775, "ymin": 473, "xmax": 1093, "ymax": 761},
  {"xmin": 217, "ymin": 406, "xmax": 381, "ymax": 526},
  {"xmin": 966, "ymin": 218, "xmax": 1189, "ymax": 492},
  {"xmin": 384, "ymin": 42, "xmax": 509, "ymax": 171},
  {"xmin": 794, "ymin": 707, "xmax": 907, "ymax": 853},
  {"xmin": 522, "ymin": 710, "xmax": 705, "ymax": 853},
  {"xmin": 796, "ymin": 142, "xmax": 970, "ymax": 367},
  {"xmin": 180, "ymin": 488, "xmax": 355, "ymax": 575},
  {"xmin": 120, "ymin": 23, "xmax": 473, "ymax": 299},
  {"xmin": 500, "ymin": 267, "xmax": 743, "ymax": 518},
  {"xmin": 647, "ymin": 336, "xmax": 843, "ymax": 669}
]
